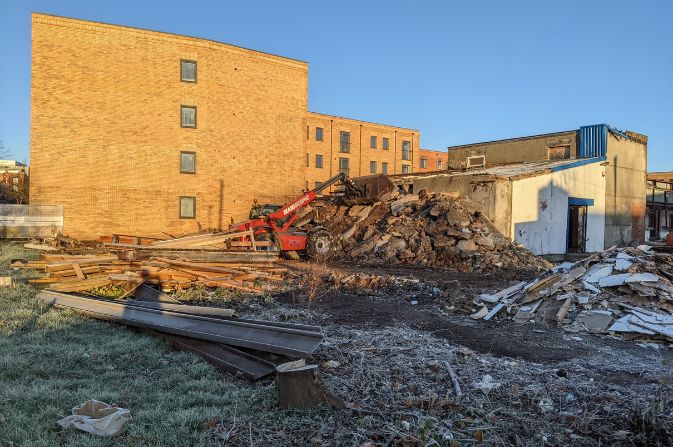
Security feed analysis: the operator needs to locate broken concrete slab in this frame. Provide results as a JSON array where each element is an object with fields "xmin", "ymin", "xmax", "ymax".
[
  {"xmin": 574, "ymin": 310, "xmax": 613, "ymax": 332},
  {"xmin": 584, "ymin": 265, "xmax": 613, "ymax": 283},
  {"xmin": 598, "ymin": 273, "xmax": 631, "ymax": 287},
  {"xmin": 390, "ymin": 195, "xmax": 418, "ymax": 216},
  {"xmin": 609, "ymin": 315, "xmax": 656, "ymax": 335},
  {"xmin": 614, "ymin": 258, "xmax": 633, "ymax": 272},
  {"xmin": 625, "ymin": 273, "xmax": 660, "ymax": 283}
]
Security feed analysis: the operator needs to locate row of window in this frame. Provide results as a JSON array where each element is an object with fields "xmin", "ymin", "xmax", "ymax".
[
  {"xmin": 306, "ymin": 153, "xmax": 413, "ymax": 175},
  {"xmin": 420, "ymin": 158, "xmax": 444, "ymax": 170},
  {"xmin": 309, "ymin": 127, "xmax": 411, "ymax": 157}
]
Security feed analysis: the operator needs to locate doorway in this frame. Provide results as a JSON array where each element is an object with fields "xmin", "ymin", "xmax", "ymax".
[{"xmin": 567, "ymin": 205, "xmax": 587, "ymax": 253}]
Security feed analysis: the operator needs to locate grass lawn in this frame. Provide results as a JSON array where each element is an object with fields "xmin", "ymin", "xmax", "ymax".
[{"xmin": 0, "ymin": 242, "xmax": 307, "ymax": 446}]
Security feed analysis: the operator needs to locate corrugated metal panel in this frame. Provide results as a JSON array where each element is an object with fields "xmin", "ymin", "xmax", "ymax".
[{"xmin": 579, "ymin": 124, "xmax": 607, "ymax": 158}]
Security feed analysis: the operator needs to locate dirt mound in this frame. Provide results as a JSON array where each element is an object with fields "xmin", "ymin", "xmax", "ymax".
[{"xmin": 312, "ymin": 190, "xmax": 550, "ymax": 272}]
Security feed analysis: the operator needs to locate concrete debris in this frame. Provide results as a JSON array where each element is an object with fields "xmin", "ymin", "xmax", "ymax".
[
  {"xmin": 477, "ymin": 246, "xmax": 673, "ymax": 342},
  {"xmin": 470, "ymin": 306, "xmax": 489, "ymax": 319},
  {"xmin": 311, "ymin": 192, "xmax": 551, "ymax": 272}
]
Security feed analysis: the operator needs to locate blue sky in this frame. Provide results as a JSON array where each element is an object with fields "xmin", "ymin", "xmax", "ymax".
[{"xmin": 1, "ymin": 0, "xmax": 671, "ymax": 168}]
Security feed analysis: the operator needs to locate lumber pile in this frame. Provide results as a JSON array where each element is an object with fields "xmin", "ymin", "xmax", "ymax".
[
  {"xmin": 101, "ymin": 229, "xmax": 272, "ymax": 252},
  {"xmin": 475, "ymin": 245, "xmax": 673, "ymax": 342},
  {"xmin": 11, "ymin": 254, "xmax": 287, "ymax": 295},
  {"xmin": 310, "ymin": 191, "xmax": 550, "ymax": 272}
]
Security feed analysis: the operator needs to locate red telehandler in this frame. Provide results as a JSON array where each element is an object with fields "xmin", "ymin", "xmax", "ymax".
[{"xmin": 228, "ymin": 172, "xmax": 364, "ymax": 258}]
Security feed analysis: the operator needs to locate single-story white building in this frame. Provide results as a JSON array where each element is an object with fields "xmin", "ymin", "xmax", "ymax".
[{"xmin": 391, "ymin": 157, "xmax": 608, "ymax": 255}]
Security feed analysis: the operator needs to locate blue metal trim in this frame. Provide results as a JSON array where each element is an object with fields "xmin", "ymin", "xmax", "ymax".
[
  {"xmin": 568, "ymin": 197, "xmax": 594, "ymax": 206},
  {"xmin": 607, "ymin": 126, "xmax": 630, "ymax": 140},
  {"xmin": 566, "ymin": 197, "xmax": 592, "ymax": 252},
  {"xmin": 550, "ymin": 156, "xmax": 606, "ymax": 172}
]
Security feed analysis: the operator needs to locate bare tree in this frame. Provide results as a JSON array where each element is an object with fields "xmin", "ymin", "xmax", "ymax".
[{"xmin": 0, "ymin": 139, "xmax": 9, "ymax": 159}]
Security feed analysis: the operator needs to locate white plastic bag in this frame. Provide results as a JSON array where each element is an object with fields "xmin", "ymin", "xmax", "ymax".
[{"xmin": 57, "ymin": 400, "xmax": 131, "ymax": 436}]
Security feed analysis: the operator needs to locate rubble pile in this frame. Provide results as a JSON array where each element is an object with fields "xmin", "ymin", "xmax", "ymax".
[
  {"xmin": 476, "ymin": 245, "xmax": 673, "ymax": 342},
  {"xmin": 314, "ymin": 191, "xmax": 550, "ymax": 272}
]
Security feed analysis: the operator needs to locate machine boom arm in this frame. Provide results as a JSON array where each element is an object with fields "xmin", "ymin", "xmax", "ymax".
[{"xmin": 267, "ymin": 172, "xmax": 361, "ymax": 222}]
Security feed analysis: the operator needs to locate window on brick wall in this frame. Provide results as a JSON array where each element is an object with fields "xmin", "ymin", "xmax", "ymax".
[
  {"xmin": 315, "ymin": 181, "xmax": 323, "ymax": 189},
  {"xmin": 306, "ymin": 153, "xmax": 310, "ymax": 167},
  {"xmin": 316, "ymin": 127, "xmax": 324, "ymax": 141},
  {"xmin": 339, "ymin": 131, "xmax": 350, "ymax": 153},
  {"xmin": 382, "ymin": 162, "xmax": 389, "ymax": 174},
  {"xmin": 420, "ymin": 157, "xmax": 428, "ymax": 169},
  {"xmin": 370, "ymin": 161, "xmax": 377, "ymax": 173},
  {"xmin": 181, "ymin": 106, "xmax": 197, "ymax": 128},
  {"xmin": 402, "ymin": 141, "xmax": 411, "ymax": 160},
  {"xmin": 179, "ymin": 196, "xmax": 196, "ymax": 219},
  {"xmin": 370, "ymin": 136, "xmax": 377, "ymax": 149},
  {"xmin": 339, "ymin": 157, "xmax": 350, "ymax": 175},
  {"xmin": 180, "ymin": 151, "xmax": 196, "ymax": 173},
  {"xmin": 402, "ymin": 164, "xmax": 410, "ymax": 174},
  {"xmin": 382, "ymin": 137, "xmax": 389, "ymax": 150},
  {"xmin": 437, "ymin": 160, "xmax": 443, "ymax": 170},
  {"xmin": 315, "ymin": 154, "xmax": 323, "ymax": 168},
  {"xmin": 181, "ymin": 60, "xmax": 197, "ymax": 82}
]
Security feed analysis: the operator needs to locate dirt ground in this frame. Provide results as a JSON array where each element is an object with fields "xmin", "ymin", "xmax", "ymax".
[
  {"xmin": 2, "ymin": 243, "xmax": 671, "ymax": 446},
  {"xmin": 222, "ymin": 261, "xmax": 673, "ymax": 446}
]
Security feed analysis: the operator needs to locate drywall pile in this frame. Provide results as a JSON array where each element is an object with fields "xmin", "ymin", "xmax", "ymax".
[
  {"xmin": 475, "ymin": 245, "xmax": 673, "ymax": 342},
  {"xmin": 312, "ymin": 191, "xmax": 550, "ymax": 272}
]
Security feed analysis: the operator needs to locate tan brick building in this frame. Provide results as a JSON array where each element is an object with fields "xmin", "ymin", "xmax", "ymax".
[
  {"xmin": 29, "ymin": 14, "xmax": 420, "ymax": 239},
  {"xmin": 417, "ymin": 149, "xmax": 447, "ymax": 172},
  {"xmin": 304, "ymin": 112, "xmax": 419, "ymax": 189}
]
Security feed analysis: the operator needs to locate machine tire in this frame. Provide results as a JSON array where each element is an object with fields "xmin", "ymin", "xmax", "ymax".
[
  {"xmin": 254, "ymin": 229, "xmax": 279, "ymax": 252},
  {"xmin": 306, "ymin": 228, "xmax": 333, "ymax": 260}
]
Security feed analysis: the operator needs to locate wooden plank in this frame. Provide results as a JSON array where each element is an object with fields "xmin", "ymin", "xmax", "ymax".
[
  {"xmin": 169, "ymin": 267, "xmax": 233, "ymax": 280},
  {"xmin": 50, "ymin": 266, "xmax": 102, "ymax": 277},
  {"xmin": 28, "ymin": 277, "xmax": 61, "ymax": 284},
  {"xmin": 150, "ymin": 230, "xmax": 255, "ymax": 249},
  {"xmin": 105, "ymin": 247, "xmax": 279, "ymax": 263},
  {"xmin": 151, "ymin": 257, "xmax": 247, "ymax": 275},
  {"xmin": 45, "ymin": 256, "xmax": 118, "ymax": 272},
  {"xmin": 72, "ymin": 263, "xmax": 86, "ymax": 280},
  {"xmin": 229, "ymin": 241, "xmax": 271, "ymax": 247}
]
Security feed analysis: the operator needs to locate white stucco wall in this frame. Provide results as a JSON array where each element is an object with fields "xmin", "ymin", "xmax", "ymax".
[{"xmin": 510, "ymin": 162, "xmax": 606, "ymax": 255}]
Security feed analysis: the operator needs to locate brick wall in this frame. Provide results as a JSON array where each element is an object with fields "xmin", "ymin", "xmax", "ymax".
[
  {"xmin": 30, "ymin": 14, "xmax": 308, "ymax": 239},
  {"xmin": 304, "ymin": 112, "xmax": 420, "ymax": 188},
  {"xmin": 418, "ymin": 149, "xmax": 447, "ymax": 172}
]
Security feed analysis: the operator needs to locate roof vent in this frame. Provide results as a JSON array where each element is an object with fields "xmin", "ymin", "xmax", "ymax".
[{"xmin": 466, "ymin": 155, "xmax": 486, "ymax": 168}]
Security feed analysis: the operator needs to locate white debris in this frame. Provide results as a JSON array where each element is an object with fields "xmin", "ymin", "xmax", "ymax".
[
  {"xmin": 614, "ymin": 258, "xmax": 633, "ymax": 271},
  {"xmin": 625, "ymin": 273, "xmax": 660, "ymax": 283},
  {"xmin": 470, "ymin": 306, "xmax": 489, "ymax": 319},
  {"xmin": 57, "ymin": 400, "xmax": 131, "ymax": 436},
  {"xmin": 584, "ymin": 265, "xmax": 613, "ymax": 283},
  {"xmin": 473, "ymin": 375, "xmax": 501, "ymax": 395},
  {"xmin": 598, "ymin": 273, "xmax": 630, "ymax": 287}
]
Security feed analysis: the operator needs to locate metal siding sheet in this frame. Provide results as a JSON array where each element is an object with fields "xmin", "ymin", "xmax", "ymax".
[{"xmin": 579, "ymin": 124, "xmax": 607, "ymax": 159}]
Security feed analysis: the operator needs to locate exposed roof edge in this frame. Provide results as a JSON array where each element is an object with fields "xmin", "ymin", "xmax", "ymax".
[
  {"xmin": 447, "ymin": 129, "xmax": 577, "ymax": 151},
  {"xmin": 32, "ymin": 12, "xmax": 309, "ymax": 68},
  {"xmin": 306, "ymin": 111, "xmax": 420, "ymax": 133}
]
